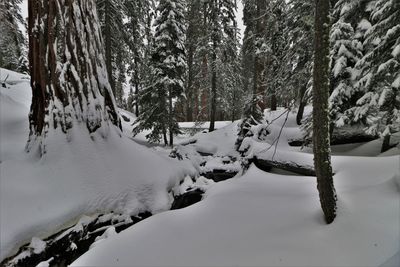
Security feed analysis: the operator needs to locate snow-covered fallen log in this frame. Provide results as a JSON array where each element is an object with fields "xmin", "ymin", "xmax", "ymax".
[{"xmin": 251, "ymin": 157, "xmax": 316, "ymax": 176}]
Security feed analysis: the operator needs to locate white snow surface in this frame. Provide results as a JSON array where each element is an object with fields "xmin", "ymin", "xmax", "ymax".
[
  {"xmin": 0, "ymin": 69, "xmax": 195, "ymax": 260},
  {"xmin": 73, "ymin": 158, "xmax": 399, "ymax": 267},
  {"xmin": 1, "ymin": 69, "xmax": 399, "ymax": 266},
  {"xmin": 73, "ymin": 107, "xmax": 400, "ymax": 267}
]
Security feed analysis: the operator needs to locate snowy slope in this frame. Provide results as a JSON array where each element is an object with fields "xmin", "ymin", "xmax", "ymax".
[
  {"xmin": 0, "ymin": 68, "xmax": 195, "ymax": 260},
  {"xmin": 73, "ymin": 156, "xmax": 399, "ymax": 267},
  {"xmin": 73, "ymin": 108, "xmax": 400, "ymax": 267}
]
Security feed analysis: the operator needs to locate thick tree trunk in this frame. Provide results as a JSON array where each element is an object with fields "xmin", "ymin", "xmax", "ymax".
[
  {"xmin": 312, "ymin": 0, "xmax": 337, "ymax": 224},
  {"xmin": 27, "ymin": 0, "xmax": 120, "ymax": 156},
  {"xmin": 104, "ymin": 0, "xmax": 114, "ymax": 94}
]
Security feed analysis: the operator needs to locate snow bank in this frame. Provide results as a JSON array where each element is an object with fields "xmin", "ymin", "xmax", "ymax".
[
  {"xmin": 0, "ymin": 69, "xmax": 195, "ymax": 260},
  {"xmin": 72, "ymin": 155, "xmax": 399, "ymax": 266},
  {"xmin": 72, "ymin": 106, "xmax": 399, "ymax": 267}
]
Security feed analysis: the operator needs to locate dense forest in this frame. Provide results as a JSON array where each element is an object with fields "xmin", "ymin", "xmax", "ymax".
[{"xmin": 2, "ymin": 0, "xmax": 398, "ymax": 149}]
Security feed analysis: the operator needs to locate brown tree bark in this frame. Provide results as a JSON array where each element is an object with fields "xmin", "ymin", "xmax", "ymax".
[
  {"xmin": 312, "ymin": 0, "xmax": 337, "ymax": 224},
  {"xmin": 27, "ymin": 0, "xmax": 120, "ymax": 156},
  {"xmin": 208, "ymin": 2, "xmax": 218, "ymax": 133},
  {"xmin": 104, "ymin": 0, "xmax": 115, "ymax": 94},
  {"xmin": 209, "ymin": 45, "xmax": 217, "ymax": 132},
  {"xmin": 296, "ymin": 83, "xmax": 307, "ymax": 125}
]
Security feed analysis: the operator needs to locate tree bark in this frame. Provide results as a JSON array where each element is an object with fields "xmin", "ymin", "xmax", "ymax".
[
  {"xmin": 252, "ymin": 157, "xmax": 316, "ymax": 177},
  {"xmin": 312, "ymin": 0, "xmax": 337, "ymax": 224},
  {"xmin": 381, "ymin": 134, "xmax": 391, "ymax": 153},
  {"xmin": 208, "ymin": 4, "xmax": 218, "ymax": 133},
  {"xmin": 186, "ymin": 45, "xmax": 194, "ymax": 122},
  {"xmin": 104, "ymin": 0, "xmax": 115, "ymax": 94},
  {"xmin": 27, "ymin": 0, "xmax": 120, "ymax": 156},
  {"xmin": 209, "ymin": 45, "xmax": 217, "ymax": 132},
  {"xmin": 296, "ymin": 83, "xmax": 307, "ymax": 125},
  {"xmin": 270, "ymin": 94, "xmax": 277, "ymax": 111},
  {"xmin": 168, "ymin": 87, "xmax": 174, "ymax": 146}
]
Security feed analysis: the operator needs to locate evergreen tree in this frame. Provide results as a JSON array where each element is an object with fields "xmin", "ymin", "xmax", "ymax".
[
  {"xmin": 27, "ymin": 0, "xmax": 121, "ymax": 156},
  {"xmin": 96, "ymin": 0, "xmax": 126, "ymax": 106},
  {"xmin": 241, "ymin": 0, "xmax": 266, "ymax": 120},
  {"xmin": 328, "ymin": 0, "xmax": 369, "ymax": 134},
  {"xmin": 283, "ymin": 0, "xmax": 314, "ymax": 125},
  {"xmin": 184, "ymin": 0, "xmax": 203, "ymax": 121},
  {"xmin": 312, "ymin": 0, "xmax": 337, "ymax": 224},
  {"xmin": 0, "ymin": 0, "xmax": 27, "ymax": 72},
  {"xmin": 352, "ymin": 0, "xmax": 400, "ymax": 152},
  {"xmin": 261, "ymin": 0, "xmax": 287, "ymax": 111},
  {"xmin": 133, "ymin": 0, "xmax": 186, "ymax": 146},
  {"xmin": 124, "ymin": 0, "xmax": 156, "ymax": 116}
]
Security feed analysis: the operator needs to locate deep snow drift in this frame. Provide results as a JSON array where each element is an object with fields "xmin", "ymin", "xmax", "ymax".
[
  {"xmin": 0, "ymin": 68, "xmax": 195, "ymax": 260},
  {"xmin": 73, "ymin": 109, "xmax": 399, "ymax": 266}
]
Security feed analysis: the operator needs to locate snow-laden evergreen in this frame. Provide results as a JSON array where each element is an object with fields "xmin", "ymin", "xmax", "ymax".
[
  {"xmin": 329, "ymin": 0, "xmax": 365, "ymax": 129},
  {"xmin": 352, "ymin": 0, "xmax": 400, "ymax": 151},
  {"xmin": 133, "ymin": 0, "xmax": 187, "ymax": 146},
  {"xmin": 96, "ymin": 0, "xmax": 127, "ymax": 106},
  {"xmin": 0, "ymin": 0, "xmax": 27, "ymax": 73},
  {"xmin": 124, "ymin": 0, "xmax": 156, "ymax": 116}
]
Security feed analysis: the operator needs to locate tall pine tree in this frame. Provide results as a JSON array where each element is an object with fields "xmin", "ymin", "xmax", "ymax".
[
  {"xmin": 133, "ymin": 0, "xmax": 186, "ymax": 146},
  {"xmin": 353, "ymin": 0, "xmax": 400, "ymax": 152},
  {"xmin": 312, "ymin": 0, "xmax": 337, "ymax": 224},
  {"xmin": 0, "ymin": 0, "xmax": 27, "ymax": 72}
]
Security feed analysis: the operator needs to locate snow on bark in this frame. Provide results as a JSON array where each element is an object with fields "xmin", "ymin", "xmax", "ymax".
[{"xmin": 26, "ymin": 0, "xmax": 121, "ymax": 156}]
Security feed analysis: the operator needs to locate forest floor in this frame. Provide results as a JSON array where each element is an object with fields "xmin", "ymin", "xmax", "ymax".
[{"xmin": 1, "ymin": 68, "xmax": 399, "ymax": 267}]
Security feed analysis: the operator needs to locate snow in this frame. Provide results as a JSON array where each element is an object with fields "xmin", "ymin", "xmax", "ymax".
[
  {"xmin": 0, "ymin": 68, "xmax": 195, "ymax": 260},
  {"xmin": 1, "ymin": 68, "xmax": 399, "ymax": 266},
  {"xmin": 358, "ymin": 19, "xmax": 372, "ymax": 31},
  {"xmin": 73, "ymin": 157, "xmax": 399, "ymax": 267},
  {"xmin": 72, "ymin": 107, "xmax": 400, "ymax": 267},
  {"xmin": 35, "ymin": 257, "xmax": 53, "ymax": 267}
]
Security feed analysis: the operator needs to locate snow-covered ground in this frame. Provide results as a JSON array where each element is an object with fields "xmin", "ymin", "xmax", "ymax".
[
  {"xmin": 73, "ymin": 157, "xmax": 399, "ymax": 267},
  {"xmin": 0, "ymin": 68, "xmax": 195, "ymax": 260},
  {"xmin": 1, "ymin": 68, "xmax": 399, "ymax": 266},
  {"xmin": 72, "ymin": 110, "xmax": 399, "ymax": 266}
]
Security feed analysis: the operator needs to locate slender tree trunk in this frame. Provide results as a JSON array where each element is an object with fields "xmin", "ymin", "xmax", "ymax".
[
  {"xmin": 209, "ymin": 10, "xmax": 218, "ymax": 133},
  {"xmin": 252, "ymin": 53, "xmax": 258, "ymax": 116},
  {"xmin": 312, "ymin": 0, "xmax": 337, "ymax": 224},
  {"xmin": 186, "ymin": 46, "xmax": 194, "ymax": 121},
  {"xmin": 296, "ymin": 83, "xmax": 307, "ymax": 125},
  {"xmin": 162, "ymin": 126, "xmax": 168, "ymax": 146},
  {"xmin": 270, "ymin": 94, "xmax": 277, "ymax": 111},
  {"xmin": 27, "ymin": 0, "xmax": 120, "ymax": 155},
  {"xmin": 381, "ymin": 134, "xmax": 391, "ymax": 153},
  {"xmin": 209, "ymin": 46, "xmax": 217, "ymax": 132},
  {"xmin": 134, "ymin": 81, "xmax": 139, "ymax": 117},
  {"xmin": 168, "ymin": 87, "xmax": 174, "ymax": 146}
]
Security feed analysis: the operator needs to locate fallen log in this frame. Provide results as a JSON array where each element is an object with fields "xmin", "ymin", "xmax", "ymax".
[
  {"xmin": 252, "ymin": 157, "xmax": 316, "ymax": 176},
  {"xmin": 201, "ymin": 170, "xmax": 238, "ymax": 182}
]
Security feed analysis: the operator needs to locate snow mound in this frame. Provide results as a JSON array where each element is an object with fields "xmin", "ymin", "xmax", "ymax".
[
  {"xmin": 72, "ymin": 155, "xmax": 399, "ymax": 266},
  {"xmin": 0, "ymin": 68, "xmax": 196, "ymax": 260}
]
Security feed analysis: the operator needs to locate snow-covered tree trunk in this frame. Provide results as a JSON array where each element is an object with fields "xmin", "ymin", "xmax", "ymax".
[
  {"xmin": 27, "ymin": 0, "xmax": 121, "ymax": 156},
  {"xmin": 312, "ymin": 0, "xmax": 337, "ymax": 224}
]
